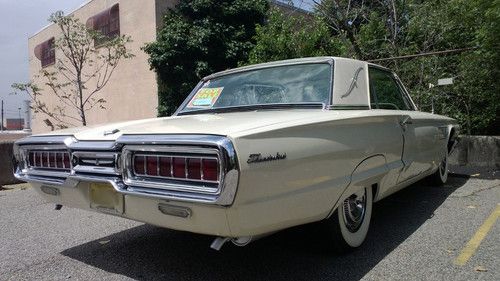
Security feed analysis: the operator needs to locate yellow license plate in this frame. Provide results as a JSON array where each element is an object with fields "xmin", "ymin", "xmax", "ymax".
[{"xmin": 89, "ymin": 183, "xmax": 124, "ymax": 214}]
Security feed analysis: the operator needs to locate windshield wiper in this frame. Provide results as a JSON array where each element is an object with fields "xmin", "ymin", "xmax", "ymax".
[{"xmin": 177, "ymin": 103, "xmax": 325, "ymax": 116}]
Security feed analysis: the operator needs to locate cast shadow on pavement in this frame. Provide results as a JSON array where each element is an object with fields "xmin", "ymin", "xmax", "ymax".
[{"xmin": 61, "ymin": 175, "xmax": 468, "ymax": 281}]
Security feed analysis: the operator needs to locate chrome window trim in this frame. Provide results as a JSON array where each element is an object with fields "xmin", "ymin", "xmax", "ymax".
[
  {"xmin": 393, "ymin": 73, "xmax": 418, "ymax": 111},
  {"xmin": 174, "ymin": 59, "xmax": 335, "ymax": 116},
  {"xmin": 13, "ymin": 134, "xmax": 240, "ymax": 206},
  {"xmin": 202, "ymin": 57, "xmax": 335, "ymax": 81}
]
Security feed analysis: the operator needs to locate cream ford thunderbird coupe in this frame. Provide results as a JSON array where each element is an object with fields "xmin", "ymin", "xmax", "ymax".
[{"xmin": 14, "ymin": 57, "xmax": 459, "ymax": 252}]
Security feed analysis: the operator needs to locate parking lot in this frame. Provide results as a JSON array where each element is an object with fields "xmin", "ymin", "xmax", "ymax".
[{"xmin": 1, "ymin": 174, "xmax": 498, "ymax": 281}]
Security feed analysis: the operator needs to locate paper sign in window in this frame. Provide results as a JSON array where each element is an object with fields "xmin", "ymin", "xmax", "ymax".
[{"xmin": 187, "ymin": 87, "xmax": 224, "ymax": 107}]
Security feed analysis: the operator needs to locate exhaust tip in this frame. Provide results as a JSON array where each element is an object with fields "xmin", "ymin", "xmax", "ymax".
[{"xmin": 210, "ymin": 237, "xmax": 230, "ymax": 251}]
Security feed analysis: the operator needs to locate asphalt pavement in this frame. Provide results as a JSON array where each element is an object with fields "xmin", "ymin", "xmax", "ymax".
[{"xmin": 1, "ymin": 174, "xmax": 498, "ymax": 281}]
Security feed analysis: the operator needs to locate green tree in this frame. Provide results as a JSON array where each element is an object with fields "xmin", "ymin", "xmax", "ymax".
[
  {"xmin": 248, "ymin": 8, "xmax": 345, "ymax": 64},
  {"xmin": 12, "ymin": 11, "xmax": 133, "ymax": 129},
  {"xmin": 143, "ymin": 0, "xmax": 268, "ymax": 116},
  {"xmin": 310, "ymin": 0, "xmax": 500, "ymax": 134},
  {"xmin": 389, "ymin": 0, "xmax": 500, "ymax": 135}
]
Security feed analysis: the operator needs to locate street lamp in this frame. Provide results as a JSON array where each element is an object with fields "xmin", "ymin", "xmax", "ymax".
[{"xmin": 429, "ymin": 77, "xmax": 454, "ymax": 114}]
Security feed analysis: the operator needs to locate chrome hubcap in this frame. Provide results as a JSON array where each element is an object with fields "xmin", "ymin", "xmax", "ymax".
[{"xmin": 342, "ymin": 188, "xmax": 367, "ymax": 233}]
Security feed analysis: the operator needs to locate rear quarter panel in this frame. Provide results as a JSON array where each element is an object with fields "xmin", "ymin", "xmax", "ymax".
[{"xmin": 225, "ymin": 111, "xmax": 405, "ymax": 236}]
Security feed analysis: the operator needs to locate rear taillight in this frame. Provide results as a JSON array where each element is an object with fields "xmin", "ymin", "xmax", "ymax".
[
  {"xmin": 134, "ymin": 155, "xmax": 145, "ymax": 175},
  {"xmin": 146, "ymin": 156, "xmax": 158, "ymax": 176},
  {"xmin": 173, "ymin": 157, "xmax": 186, "ymax": 178},
  {"xmin": 202, "ymin": 159, "xmax": 218, "ymax": 181},
  {"xmin": 28, "ymin": 151, "xmax": 71, "ymax": 170},
  {"xmin": 187, "ymin": 158, "xmax": 201, "ymax": 180},
  {"xmin": 133, "ymin": 155, "xmax": 219, "ymax": 182}
]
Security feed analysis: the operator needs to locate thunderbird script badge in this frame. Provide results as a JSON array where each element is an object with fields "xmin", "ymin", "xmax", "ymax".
[{"xmin": 247, "ymin": 152, "xmax": 287, "ymax": 164}]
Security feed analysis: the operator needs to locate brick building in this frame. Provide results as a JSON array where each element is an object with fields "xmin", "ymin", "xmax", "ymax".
[{"xmin": 5, "ymin": 119, "xmax": 24, "ymax": 131}]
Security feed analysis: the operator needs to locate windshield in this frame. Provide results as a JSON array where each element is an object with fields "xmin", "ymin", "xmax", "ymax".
[{"xmin": 180, "ymin": 63, "xmax": 332, "ymax": 113}]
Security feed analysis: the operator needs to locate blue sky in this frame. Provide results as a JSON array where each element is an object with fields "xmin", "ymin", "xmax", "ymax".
[
  {"xmin": 0, "ymin": 0, "xmax": 84, "ymax": 119},
  {"xmin": 0, "ymin": 0, "xmax": 315, "ymax": 120}
]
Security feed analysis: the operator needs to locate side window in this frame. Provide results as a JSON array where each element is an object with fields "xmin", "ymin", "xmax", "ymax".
[
  {"xmin": 34, "ymin": 37, "xmax": 55, "ymax": 68},
  {"xmin": 86, "ymin": 4, "xmax": 120, "ymax": 47},
  {"xmin": 395, "ymin": 78, "xmax": 415, "ymax": 110},
  {"xmin": 369, "ymin": 67, "xmax": 411, "ymax": 110}
]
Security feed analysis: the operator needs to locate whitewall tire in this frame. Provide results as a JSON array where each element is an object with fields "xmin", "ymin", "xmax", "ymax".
[
  {"xmin": 429, "ymin": 148, "xmax": 449, "ymax": 185},
  {"xmin": 327, "ymin": 186, "xmax": 373, "ymax": 253}
]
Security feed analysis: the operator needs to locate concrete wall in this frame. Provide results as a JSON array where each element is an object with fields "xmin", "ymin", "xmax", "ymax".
[
  {"xmin": 0, "ymin": 141, "xmax": 20, "ymax": 186},
  {"xmin": 449, "ymin": 136, "xmax": 500, "ymax": 169}
]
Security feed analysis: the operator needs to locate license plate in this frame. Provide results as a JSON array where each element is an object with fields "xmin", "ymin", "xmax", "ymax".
[{"xmin": 89, "ymin": 183, "xmax": 124, "ymax": 214}]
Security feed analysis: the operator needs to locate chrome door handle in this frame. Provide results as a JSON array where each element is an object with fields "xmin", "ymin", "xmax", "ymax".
[{"xmin": 399, "ymin": 116, "xmax": 413, "ymax": 130}]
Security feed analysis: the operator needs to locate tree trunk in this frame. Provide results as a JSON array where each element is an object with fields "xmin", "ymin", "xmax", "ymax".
[
  {"xmin": 77, "ymin": 72, "xmax": 86, "ymax": 126},
  {"xmin": 344, "ymin": 28, "xmax": 363, "ymax": 60}
]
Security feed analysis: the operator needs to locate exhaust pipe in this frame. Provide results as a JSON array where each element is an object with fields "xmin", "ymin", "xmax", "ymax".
[
  {"xmin": 210, "ymin": 237, "xmax": 230, "ymax": 251},
  {"xmin": 210, "ymin": 236, "xmax": 252, "ymax": 251},
  {"xmin": 210, "ymin": 233, "xmax": 275, "ymax": 251}
]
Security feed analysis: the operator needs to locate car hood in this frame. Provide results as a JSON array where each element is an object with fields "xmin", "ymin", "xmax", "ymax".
[{"xmin": 36, "ymin": 109, "xmax": 344, "ymax": 141}]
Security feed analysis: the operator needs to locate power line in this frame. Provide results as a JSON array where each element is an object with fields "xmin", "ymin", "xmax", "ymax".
[
  {"xmin": 1, "ymin": 100, "xmax": 3, "ymax": 132},
  {"xmin": 367, "ymin": 47, "xmax": 479, "ymax": 62}
]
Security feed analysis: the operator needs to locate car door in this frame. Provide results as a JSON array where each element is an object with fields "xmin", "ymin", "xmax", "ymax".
[
  {"xmin": 368, "ymin": 67, "xmax": 431, "ymax": 183},
  {"xmin": 393, "ymin": 75, "xmax": 444, "ymax": 178}
]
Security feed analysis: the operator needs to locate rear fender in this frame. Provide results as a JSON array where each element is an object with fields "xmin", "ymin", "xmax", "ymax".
[{"xmin": 327, "ymin": 154, "xmax": 388, "ymax": 218}]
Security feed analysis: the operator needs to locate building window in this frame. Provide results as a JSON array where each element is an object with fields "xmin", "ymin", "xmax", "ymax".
[
  {"xmin": 86, "ymin": 4, "xmax": 120, "ymax": 46},
  {"xmin": 34, "ymin": 38, "xmax": 55, "ymax": 68}
]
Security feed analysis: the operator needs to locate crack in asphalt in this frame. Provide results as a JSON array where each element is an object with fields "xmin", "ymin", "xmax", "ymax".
[{"xmin": 450, "ymin": 182, "xmax": 500, "ymax": 198}]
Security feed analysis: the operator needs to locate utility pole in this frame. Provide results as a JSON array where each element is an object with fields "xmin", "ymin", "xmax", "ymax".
[
  {"xmin": 18, "ymin": 107, "xmax": 22, "ymax": 130},
  {"xmin": 1, "ymin": 100, "xmax": 4, "ymax": 132},
  {"xmin": 23, "ymin": 100, "xmax": 31, "ymax": 132}
]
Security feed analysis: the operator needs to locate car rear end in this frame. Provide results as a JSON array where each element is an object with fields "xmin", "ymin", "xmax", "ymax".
[{"xmin": 13, "ymin": 134, "xmax": 239, "ymax": 237}]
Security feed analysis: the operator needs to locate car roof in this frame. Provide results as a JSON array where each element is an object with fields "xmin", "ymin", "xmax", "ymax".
[{"xmin": 202, "ymin": 57, "xmax": 391, "ymax": 80}]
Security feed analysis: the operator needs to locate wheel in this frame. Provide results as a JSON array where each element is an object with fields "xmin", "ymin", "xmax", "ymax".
[
  {"xmin": 428, "ymin": 148, "xmax": 449, "ymax": 185},
  {"xmin": 326, "ymin": 186, "xmax": 373, "ymax": 253}
]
